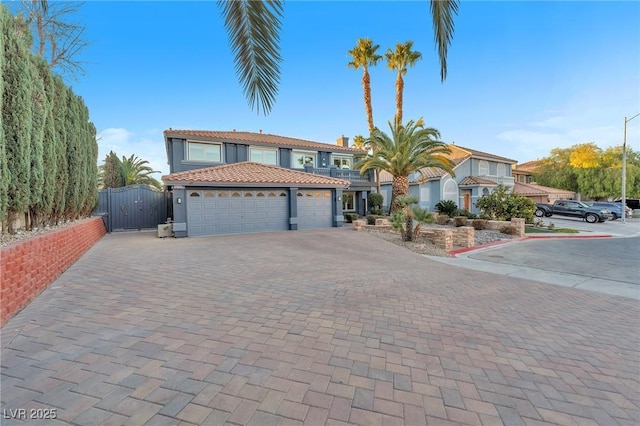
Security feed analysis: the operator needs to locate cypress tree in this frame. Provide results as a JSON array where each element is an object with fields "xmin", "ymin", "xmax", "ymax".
[
  {"xmin": 102, "ymin": 151, "xmax": 125, "ymax": 188},
  {"xmin": 28, "ymin": 56, "xmax": 46, "ymax": 229},
  {"xmin": 51, "ymin": 75, "xmax": 68, "ymax": 223},
  {"xmin": 37, "ymin": 57, "xmax": 57, "ymax": 224},
  {"xmin": 2, "ymin": 10, "xmax": 33, "ymax": 232},
  {"xmin": 0, "ymin": 7, "xmax": 8, "ymax": 224}
]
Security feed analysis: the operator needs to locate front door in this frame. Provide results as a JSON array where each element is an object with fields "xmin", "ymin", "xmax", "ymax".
[{"xmin": 463, "ymin": 192, "xmax": 471, "ymax": 211}]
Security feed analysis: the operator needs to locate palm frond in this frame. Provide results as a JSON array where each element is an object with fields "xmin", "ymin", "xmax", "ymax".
[
  {"xmin": 430, "ymin": 0, "xmax": 459, "ymax": 81},
  {"xmin": 218, "ymin": 0, "xmax": 283, "ymax": 115}
]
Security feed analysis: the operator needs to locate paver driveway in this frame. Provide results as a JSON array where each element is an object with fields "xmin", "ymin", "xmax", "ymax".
[{"xmin": 1, "ymin": 229, "xmax": 639, "ymax": 425}]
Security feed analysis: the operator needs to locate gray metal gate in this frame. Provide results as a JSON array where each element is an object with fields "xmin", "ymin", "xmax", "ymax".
[{"xmin": 95, "ymin": 185, "xmax": 168, "ymax": 232}]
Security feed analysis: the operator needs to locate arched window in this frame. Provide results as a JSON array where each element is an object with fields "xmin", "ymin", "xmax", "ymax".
[
  {"xmin": 482, "ymin": 187, "xmax": 490, "ymax": 196},
  {"xmin": 443, "ymin": 179, "xmax": 458, "ymax": 203},
  {"xmin": 479, "ymin": 160, "xmax": 489, "ymax": 176}
]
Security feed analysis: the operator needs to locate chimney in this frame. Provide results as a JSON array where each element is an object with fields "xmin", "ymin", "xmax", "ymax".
[
  {"xmin": 336, "ymin": 135, "xmax": 349, "ymax": 147},
  {"xmin": 259, "ymin": 129, "xmax": 262, "ymax": 134}
]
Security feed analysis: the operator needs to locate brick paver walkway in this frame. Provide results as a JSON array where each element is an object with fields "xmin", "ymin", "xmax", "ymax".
[{"xmin": 1, "ymin": 229, "xmax": 638, "ymax": 425}]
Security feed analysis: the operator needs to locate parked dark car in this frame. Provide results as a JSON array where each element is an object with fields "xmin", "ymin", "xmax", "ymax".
[
  {"xmin": 586, "ymin": 202, "xmax": 630, "ymax": 220},
  {"xmin": 535, "ymin": 200, "xmax": 611, "ymax": 223}
]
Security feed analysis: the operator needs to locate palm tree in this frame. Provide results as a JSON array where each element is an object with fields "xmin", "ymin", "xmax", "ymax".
[
  {"xmin": 348, "ymin": 38, "xmax": 383, "ymax": 193},
  {"xmin": 355, "ymin": 119, "xmax": 455, "ymax": 213},
  {"xmin": 347, "ymin": 38, "xmax": 382, "ymax": 135},
  {"xmin": 219, "ymin": 1, "xmax": 458, "ymax": 115},
  {"xmin": 385, "ymin": 41, "xmax": 422, "ymax": 127},
  {"xmin": 120, "ymin": 154, "xmax": 162, "ymax": 189}
]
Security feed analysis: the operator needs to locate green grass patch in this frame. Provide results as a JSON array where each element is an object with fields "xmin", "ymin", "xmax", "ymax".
[{"xmin": 525, "ymin": 227, "xmax": 580, "ymax": 234}]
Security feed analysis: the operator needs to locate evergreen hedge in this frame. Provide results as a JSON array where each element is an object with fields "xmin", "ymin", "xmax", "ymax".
[{"xmin": 0, "ymin": 6, "xmax": 98, "ymax": 232}]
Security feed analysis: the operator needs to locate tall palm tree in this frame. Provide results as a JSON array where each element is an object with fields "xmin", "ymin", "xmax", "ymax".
[
  {"xmin": 385, "ymin": 41, "xmax": 422, "ymax": 127},
  {"xmin": 348, "ymin": 38, "xmax": 382, "ymax": 193},
  {"xmin": 120, "ymin": 154, "xmax": 162, "ymax": 189},
  {"xmin": 347, "ymin": 38, "xmax": 382, "ymax": 135},
  {"xmin": 219, "ymin": 1, "xmax": 458, "ymax": 115},
  {"xmin": 355, "ymin": 119, "xmax": 455, "ymax": 213}
]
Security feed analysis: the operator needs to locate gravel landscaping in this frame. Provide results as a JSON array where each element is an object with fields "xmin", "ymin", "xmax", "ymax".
[{"xmin": 361, "ymin": 225, "xmax": 515, "ymax": 257}]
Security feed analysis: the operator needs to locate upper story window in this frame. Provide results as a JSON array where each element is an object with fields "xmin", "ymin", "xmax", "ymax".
[
  {"xmin": 188, "ymin": 142, "xmax": 222, "ymax": 162},
  {"xmin": 250, "ymin": 147, "xmax": 278, "ymax": 165},
  {"xmin": 478, "ymin": 160, "xmax": 489, "ymax": 176},
  {"xmin": 292, "ymin": 151, "xmax": 316, "ymax": 168},
  {"xmin": 332, "ymin": 155, "xmax": 352, "ymax": 169},
  {"xmin": 497, "ymin": 163, "xmax": 506, "ymax": 177}
]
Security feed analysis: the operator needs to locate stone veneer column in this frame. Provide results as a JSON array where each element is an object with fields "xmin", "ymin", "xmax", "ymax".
[
  {"xmin": 454, "ymin": 226, "xmax": 475, "ymax": 248},
  {"xmin": 510, "ymin": 218, "xmax": 525, "ymax": 237},
  {"xmin": 431, "ymin": 229, "xmax": 453, "ymax": 252}
]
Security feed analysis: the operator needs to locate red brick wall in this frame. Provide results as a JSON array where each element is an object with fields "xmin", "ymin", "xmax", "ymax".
[{"xmin": 0, "ymin": 217, "xmax": 106, "ymax": 326}]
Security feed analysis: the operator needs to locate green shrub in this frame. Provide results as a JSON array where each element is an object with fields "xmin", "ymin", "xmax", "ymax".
[
  {"xmin": 472, "ymin": 219, "xmax": 487, "ymax": 230},
  {"xmin": 454, "ymin": 208, "xmax": 477, "ymax": 219},
  {"xmin": 435, "ymin": 200, "xmax": 458, "ymax": 217},
  {"xmin": 344, "ymin": 213, "xmax": 359, "ymax": 223},
  {"xmin": 366, "ymin": 215, "xmax": 384, "ymax": 225},
  {"xmin": 368, "ymin": 192, "xmax": 384, "ymax": 210},
  {"xmin": 475, "ymin": 185, "xmax": 536, "ymax": 222},
  {"xmin": 454, "ymin": 216, "xmax": 468, "ymax": 227},
  {"xmin": 370, "ymin": 208, "xmax": 385, "ymax": 215}
]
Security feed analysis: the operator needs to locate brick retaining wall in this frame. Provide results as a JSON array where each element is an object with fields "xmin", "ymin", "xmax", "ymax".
[{"xmin": 0, "ymin": 217, "xmax": 106, "ymax": 326}]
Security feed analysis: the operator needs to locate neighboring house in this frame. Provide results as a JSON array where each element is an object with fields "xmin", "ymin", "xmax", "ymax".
[
  {"xmin": 512, "ymin": 162, "xmax": 576, "ymax": 203},
  {"xmin": 513, "ymin": 182, "xmax": 576, "ymax": 203},
  {"xmin": 380, "ymin": 144, "xmax": 517, "ymax": 214},
  {"xmin": 161, "ymin": 130, "xmax": 374, "ymax": 237}
]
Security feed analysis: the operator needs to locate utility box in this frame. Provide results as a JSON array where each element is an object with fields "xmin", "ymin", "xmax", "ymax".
[{"xmin": 156, "ymin": 223, "xmax": 173, "ymax": 238}]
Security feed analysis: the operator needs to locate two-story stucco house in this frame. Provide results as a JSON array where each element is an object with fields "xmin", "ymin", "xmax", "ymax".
[
  {"xmin": 161, "ymin": 130, "xmax": 374, "ymax": 237},
  {"xmin": 380, "ymin": 144, "xmax": 517, "ymax": 214}
]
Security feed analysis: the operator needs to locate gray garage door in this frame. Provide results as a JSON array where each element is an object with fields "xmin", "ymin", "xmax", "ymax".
[
  {"xmin": 297, "ymin": 189, "xmax": 333, "ymax": 229},
  {"xmin": 187, "ymin": 189, "xmax": 289, "ymax": 236}
]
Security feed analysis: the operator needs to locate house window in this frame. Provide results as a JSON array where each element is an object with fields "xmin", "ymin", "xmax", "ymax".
[
  {"xmin": 250, "ymin": 148, "xmax": 278, "ymax": 165},
  {"xmin": 332, "ymin": 155, "xmax": 352, "ymax": 169},
  {"xmin": 479, "ymin": 160, "xmax": 489, "ymax": 176},
  {"xmin": 343, "ymin": 192, "xmax": 354, "ymax": 210},
  {"xmin": 420, "ymin": 187, "xmax": 430, "ymax": 204},
  {"xmin": 497, "ymin": 163, "xmax": 506, "ymax": 177},
  {"xmin": 188, "ymin": 142, "xmax": 222, "ymax": 162},
  {"xmin": 443, "ymin": 179, "xmax": 458, "ymax": 203},
  {"xmin": 292, "ymin": 152, "xmax": 316, "ymax": 168}
]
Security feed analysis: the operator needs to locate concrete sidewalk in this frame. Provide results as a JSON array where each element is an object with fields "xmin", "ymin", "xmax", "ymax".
[{"xmin": 2, "ymin": 230, "xmax": 639, "ymax": 425}]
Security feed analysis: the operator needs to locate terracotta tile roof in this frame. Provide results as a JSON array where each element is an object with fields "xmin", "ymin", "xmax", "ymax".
[
  {"xmin": 459, "ymin": 176, "xmax": 498, "ymax": 186},
  {"xmin": 164, "ymin": 129, "xmax": 365, "ymax": 154},
  {"xmin": 514, "ymin": 182, "xmax": 575, "ymax": 196},
  {"xmin": 452, "ymin": 144, "xmax": 517, "ymax": 164},
  {"xmin": 162, "ymin": 162, "xmax": 350, "ymax": 187},
  {"xmin": 516, "ymin": 160, "xmax": 543, "ymax": 172}
]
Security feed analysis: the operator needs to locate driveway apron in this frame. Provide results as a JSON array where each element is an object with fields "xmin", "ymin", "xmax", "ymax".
[{"xmin": 1, "ymin": 229, "xmax": 639, "ymax": 425}]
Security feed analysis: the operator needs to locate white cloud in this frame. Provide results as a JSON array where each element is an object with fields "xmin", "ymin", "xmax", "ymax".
[{"xmin": 96, "ymin": 128, "xmax": 168, "ymax": 179}]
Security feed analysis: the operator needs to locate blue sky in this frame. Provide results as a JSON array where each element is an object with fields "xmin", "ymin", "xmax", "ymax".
[{"xmin": 58, "ymin": 1, "xmax": 640, "ymax": 178}]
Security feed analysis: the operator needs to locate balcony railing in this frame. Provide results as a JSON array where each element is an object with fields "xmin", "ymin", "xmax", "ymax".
[
  {"xmin": 480, "ymin": 175, "xmax": 515, "ymax": 186},
  {"xmin": 304, "ymin": 165, "xmax": 373, "ymax": 185}
]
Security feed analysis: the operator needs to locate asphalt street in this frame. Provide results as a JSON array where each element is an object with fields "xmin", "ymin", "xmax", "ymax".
[{"xmin": 426, "ymin": 218, "xmax": 640, "ymax": 300}]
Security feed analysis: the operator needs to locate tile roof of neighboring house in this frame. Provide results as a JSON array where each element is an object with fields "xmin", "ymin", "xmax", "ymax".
[
  {"xmin": 452, "ymin": 144, "xmax": 518, "ymax": 164},
  {"xmin": 164, "ymin": 129, "xmax": 365, "ymax": 154},
  {"xmin": 459, "ymin": 176, "xmax": 498, "ymax": 186},
  {"xmin": 513, "ymin": 182, "xmax": 575, "ymax": 196},
  {"xmin": 516, "ymin": 160, "xmax": 543, "ymax": 172},
  {"xmin": 162, "ymin": 162, "xmax": 350, "ymax": 187},
  {"xmin": 379, "ymin": 144, "xmax": 514, "ymax": 184}
]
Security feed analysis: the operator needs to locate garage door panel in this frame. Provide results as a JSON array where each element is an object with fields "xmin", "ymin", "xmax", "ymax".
[
  {"xmin": 297, "ymin": 190, "xmax": 333, "ymax": 229},
  {"xmin": 187, "ymin": 188, "xmax": 288, "ymax": 236}
]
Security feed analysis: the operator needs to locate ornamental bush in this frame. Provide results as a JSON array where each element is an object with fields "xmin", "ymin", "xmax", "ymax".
[
  {"xmin": 475, "ymin": 185, "xmax": 536, "ymax": 223},
  {"xmin": 435, "ymin": 200, "xmax": 457, "ymax": 217}
]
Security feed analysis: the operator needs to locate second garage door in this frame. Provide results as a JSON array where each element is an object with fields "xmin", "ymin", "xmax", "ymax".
[
  {"xmin": 187, "ymin": 189, "xmax": 289, "ymax": 236},
  {"xmin": 297, "ymin": 190, "xmax": 333, "ymax": 229}
]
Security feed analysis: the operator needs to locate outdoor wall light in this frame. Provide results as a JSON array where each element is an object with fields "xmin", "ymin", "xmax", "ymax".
[
  {"xmin": 338, "ymin": 196, "xmax": 342, "ymax": 201},
  {"xmin": 177, "ymin": 197, "xmax": 182, "ymax": 204}
]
